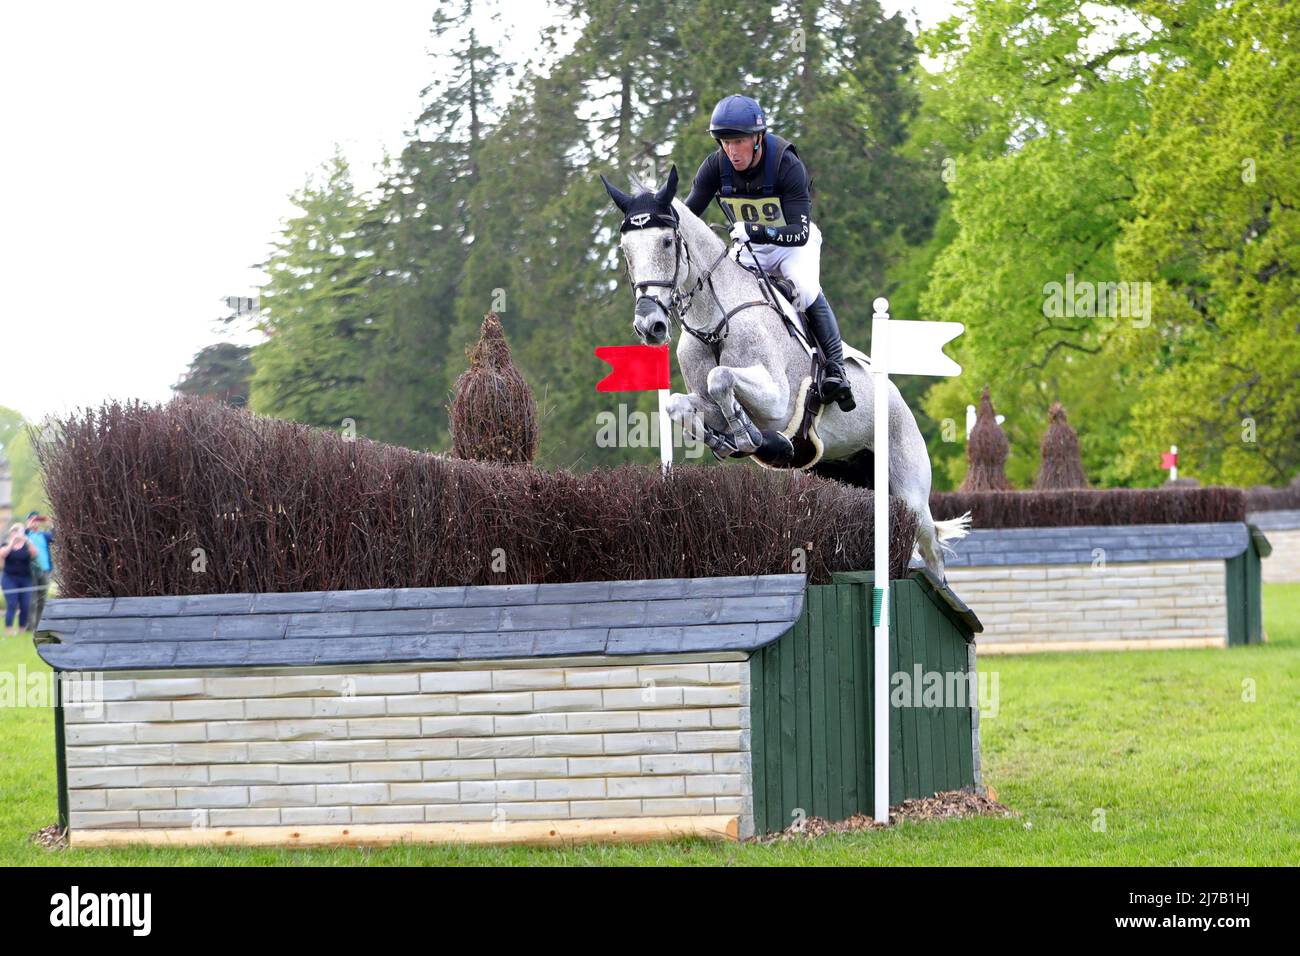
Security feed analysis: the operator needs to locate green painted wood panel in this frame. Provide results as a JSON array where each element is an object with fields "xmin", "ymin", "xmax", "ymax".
[
  {"xmin": 1226, "ymin": 543, "xmax": 1266, "ymax": 647},
  {"xmin": 887, "ymin": 584, "xmax": 904, "ymax": 805},
  {"xmin": 794, "ymin": 594, "xmax": 814, "ymax": 822},
  {"xmin": 780, "ymin": 607, "xmax": 799, "ymax": 822},
  {"xmin": 956, "ymin": 648, "xmax": 975, "ymax": 788},
  {"xmin": 898, "ymin": 582, "xmax": 922, "ymax": 800},
  {"xmin": 1225, "ymin": 553, "xmax": 1245, "ymax": 646},
  {"xmin": 808, "ymin": 589, "xmax": 829, "ymax": 820},
  {"xmin": 941, "ymin": 612, "xmax": 962, "ymax": 791},
  {"xmin": 821, "ymin": 585, "xmax": 844, "ymax": 822},
  {"xmin": 917, "ymin": 586, "xmax": 937, "ymax": 792},
  {"xmin": 1246, "ymin": 544, "xmax": 1263, "ymax": 644},
  {"xmin": 763, "ymin": 623, "xmax": 782, "ymax": 829},
  {"xmin": 749, "ymin": 641, "xmax": 768, "ymax": 831},
  {"xmin": 837, "ymin": 584, "xmax": 860, "ymax": 814},
  {"xmin": 749, "ymin": 574, "xmax": 979, "ymax": 836},
  {"xmin": 851, "ymin": 583, "xmax": 870, "ymax": 812}
]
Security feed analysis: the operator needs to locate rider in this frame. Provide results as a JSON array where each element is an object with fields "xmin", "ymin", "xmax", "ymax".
[{"xmin": 683, "ymin": 93, "xmax": 854, "ymax": 411}]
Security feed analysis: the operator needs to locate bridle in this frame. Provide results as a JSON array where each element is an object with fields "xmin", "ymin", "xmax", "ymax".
[{"xmin": 622, "ymin": 209, "xmax": 780, "ymax": 360}]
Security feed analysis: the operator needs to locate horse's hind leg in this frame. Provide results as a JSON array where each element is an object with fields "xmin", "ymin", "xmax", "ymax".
[{"xmin": 888, "ymin": 392, "xmax": 948, "ymax": 584}]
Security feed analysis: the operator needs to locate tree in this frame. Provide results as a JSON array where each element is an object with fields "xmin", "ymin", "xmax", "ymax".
[
  {"xmin": 249, "ymin": 0, "xmax": 945, "ymax": 473},
  {"xmin": 174, "ymin": 343, "xmax": 253, "ymax": 406},
  {"xmin": 1110, "ymin": 0, "xmax": 1300, "ymax": 485},
  {"xmin": 914, "ymin": 0, "xmax": 1170, "ymax": 488},
  {"xmin": 6, "ymin": 424, "xmax": 50, "ymax": 521},
  {"xmin": 360, "ymin": 1, "xmax": 516, "ymax": 451},
  {"xmin": 249, "ymin": 149, "xmax": 379, "ymax": 431}
]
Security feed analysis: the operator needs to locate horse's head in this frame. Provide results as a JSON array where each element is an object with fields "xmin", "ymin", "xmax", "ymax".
[{"xmin": 601, "ymin": 165, "xmax": 683, "ymax": 346}]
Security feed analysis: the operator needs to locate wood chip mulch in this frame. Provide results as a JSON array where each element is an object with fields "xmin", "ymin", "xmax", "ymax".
[
  {"xmin": 31, "ymin": 824, "xmax": 67, "ymax": 850},
  {"xmin": 754, "ymin": 786, "xmax": 1016, "ymax": 843}
]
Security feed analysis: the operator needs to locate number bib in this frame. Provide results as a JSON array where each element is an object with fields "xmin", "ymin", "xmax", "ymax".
[{"xmin": 718, "ymin": 195, "xmax": 787, "ymax": 228}]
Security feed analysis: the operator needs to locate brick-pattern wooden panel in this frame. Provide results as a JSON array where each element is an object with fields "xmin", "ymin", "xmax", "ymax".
[
  {"xmin": 61, "ymin": 659, "xmax": 754, "ymax": 835},
  {"xmin": 1261, "ymin": 528, "xmax": 1300, "ymax": 583},
  {"xmin": 945, "ymin": 560, "xmax": 1227, "ymax": 648}
]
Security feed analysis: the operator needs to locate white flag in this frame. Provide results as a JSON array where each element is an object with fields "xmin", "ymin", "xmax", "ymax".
[{"xmin": 872, "ymin": 318, "xmax": 964, "ymax": 377}]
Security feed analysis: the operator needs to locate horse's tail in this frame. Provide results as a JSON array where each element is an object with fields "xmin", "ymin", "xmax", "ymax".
[{"xmin": 932, "ymin": 510, "xmax": 972, "ymax": 557}]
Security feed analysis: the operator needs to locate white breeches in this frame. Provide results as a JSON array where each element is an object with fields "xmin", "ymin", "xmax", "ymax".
[{"xmin": 743, "ymin": 220, "xmax": 823, "ymax": 311}]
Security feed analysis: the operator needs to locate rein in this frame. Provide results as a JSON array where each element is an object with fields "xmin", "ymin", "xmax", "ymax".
[{"xmin": 626, "ymin": 217, "xmax": 781, "ymax": 361}]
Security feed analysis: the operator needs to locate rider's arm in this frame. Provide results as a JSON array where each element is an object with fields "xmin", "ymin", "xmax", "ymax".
[
  {"xmin": 683, "ymin": 154, "xmax": 721, "ymax": 218},
  {"xmin": 739, "ymin": 153, "xmax": 812, "ymax": 247}
]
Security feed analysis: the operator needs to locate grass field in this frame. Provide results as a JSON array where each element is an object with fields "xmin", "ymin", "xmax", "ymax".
[{"xmin": 2, "ymin": 585, "xmax": 1296, "ymax": 866}]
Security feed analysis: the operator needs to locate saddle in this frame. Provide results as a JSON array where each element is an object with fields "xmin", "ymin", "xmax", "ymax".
[{"xmin": 735, "ymin": 263, "xmax": 871, "ymax": 472}]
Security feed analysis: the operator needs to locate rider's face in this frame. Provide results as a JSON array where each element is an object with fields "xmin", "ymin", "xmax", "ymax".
[{"xmin": 719, "ymin": 134, "xmax": 760, "ymax": 170}]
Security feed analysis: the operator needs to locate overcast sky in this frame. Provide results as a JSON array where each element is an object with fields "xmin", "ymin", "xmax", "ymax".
[{"xmin": 0, "ymin": 0, "xmax": 958, "ymax": 426}]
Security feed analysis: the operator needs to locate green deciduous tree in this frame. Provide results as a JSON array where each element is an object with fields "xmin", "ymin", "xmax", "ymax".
[
  {"xmin": 1110, "ymin": 0, "xmax": 1300, "ymax": 486},
  {"xmin": 915, "ymin": 0, "xmax": 1166, "ymax": 487}
]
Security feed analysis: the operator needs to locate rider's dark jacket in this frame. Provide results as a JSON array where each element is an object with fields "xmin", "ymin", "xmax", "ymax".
[{"xmin": 683, "ymin": 132, "xmax": 812, "ymax": 247}]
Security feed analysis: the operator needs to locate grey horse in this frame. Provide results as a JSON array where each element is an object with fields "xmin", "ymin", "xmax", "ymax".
[{"xmin": 601, "ymin": 165, "xmax": 970, "ymax": 584}]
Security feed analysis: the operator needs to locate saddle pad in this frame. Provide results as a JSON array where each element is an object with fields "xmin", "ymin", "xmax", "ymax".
[
  {"xmin": 752, "ymin": 376, "xmax": 826, "ymax": 472},
  {"xmin": 842, "ymin": 342, "xmax": 871, "ymax": 371}
]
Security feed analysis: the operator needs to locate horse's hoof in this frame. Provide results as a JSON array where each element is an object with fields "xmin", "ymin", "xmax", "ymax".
[{"xmin": 755, "ymin": 429, "xmax": 794, "ymax": 465}]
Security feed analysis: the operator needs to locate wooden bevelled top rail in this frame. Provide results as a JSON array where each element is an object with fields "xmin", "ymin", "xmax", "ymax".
[{"xmin": 34, "ymin": 574, "xmax": 808, "ymax": 672}]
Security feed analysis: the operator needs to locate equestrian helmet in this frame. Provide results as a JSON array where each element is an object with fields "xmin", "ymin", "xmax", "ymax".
[{"xmin": 709, "ymin": 94, "xmax": 767, "ymax": 142}]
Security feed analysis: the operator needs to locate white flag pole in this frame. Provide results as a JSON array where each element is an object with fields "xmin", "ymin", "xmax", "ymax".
[
  {"xmin": 658, "ymin": 388, "xmax": 673, "ymax": 474},
  {"xmin": 864, "ymin": 300, "xmax": 964, "ymax": 824},
  {"xmin": 871, "ymin": 296, "xmax": 892, "ymax": 824}
]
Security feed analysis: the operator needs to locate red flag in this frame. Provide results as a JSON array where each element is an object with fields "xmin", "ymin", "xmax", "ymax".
[
  {"xmin": 595, "ymin": 344, "xmax": 670, "ymax": 392},
  {"xmin": 1160, "ymin": 451, "xmax": 1178, "ymax": 469}
]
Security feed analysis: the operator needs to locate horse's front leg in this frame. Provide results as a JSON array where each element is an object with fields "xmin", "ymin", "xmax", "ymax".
[{"xmin": 706, "ymin": 364, "xmax": 787, "ymax": 455}]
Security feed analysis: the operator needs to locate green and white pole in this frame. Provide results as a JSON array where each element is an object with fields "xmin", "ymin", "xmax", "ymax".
[
  {"xmin": 871, "ymin": 296, "xmax": 892, "ymax": 824},
  {"xmin": 868, "ymin": 296, "xmax": 966, "ymax": 822}
]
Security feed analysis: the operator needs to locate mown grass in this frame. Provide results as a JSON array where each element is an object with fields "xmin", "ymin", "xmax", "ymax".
[{"xmin": 1, "ymin": 585, "xmax": 1296, "ymax": 866}]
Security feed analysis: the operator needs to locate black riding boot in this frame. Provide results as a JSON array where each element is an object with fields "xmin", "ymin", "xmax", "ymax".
[{"xmin": 805, "ymin": 291, "xmax": 855, "ymax": 411}]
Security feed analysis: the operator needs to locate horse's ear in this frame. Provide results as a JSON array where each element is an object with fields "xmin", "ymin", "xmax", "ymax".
[
  {"xmin": 655, "ymin": 164, "xmax": 679, "ymax": 205},
  {"xmin": 600, "ymin": 173, "xmax": 634, "ymax": 213}
]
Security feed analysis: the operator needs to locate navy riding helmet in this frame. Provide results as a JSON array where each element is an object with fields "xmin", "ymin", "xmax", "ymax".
[{"xmin": 709, "ymin": 94, "xmax": 767, "ymax": 156}]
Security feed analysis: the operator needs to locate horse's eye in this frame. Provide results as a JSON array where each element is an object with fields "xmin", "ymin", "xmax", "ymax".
[{"xmin": 661, "ymin": 237, "xmax": 672, "ymax": 248}]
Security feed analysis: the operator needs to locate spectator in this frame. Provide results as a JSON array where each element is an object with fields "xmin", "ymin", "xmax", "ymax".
[
  {"xmin": 25, "ymin": 511, "xmax": 55, "ymax": 630},
  {"xmin": 1, "ymin": 523, "xmax": 38, "ymax": 636}
]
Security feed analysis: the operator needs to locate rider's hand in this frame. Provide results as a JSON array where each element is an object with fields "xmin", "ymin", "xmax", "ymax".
[{"xmin": 728, "ymin": 220, "xmax": 751, "ymax": 244}]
